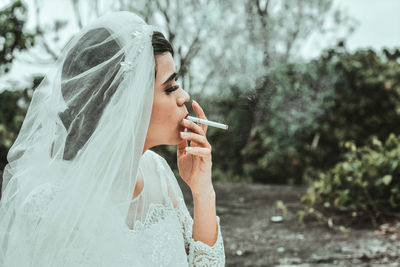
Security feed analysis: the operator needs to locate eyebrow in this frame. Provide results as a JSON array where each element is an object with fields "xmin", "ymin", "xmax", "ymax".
[{"xmin": 161, "ymin": 72, "xmax": 179, "ymax": 86}]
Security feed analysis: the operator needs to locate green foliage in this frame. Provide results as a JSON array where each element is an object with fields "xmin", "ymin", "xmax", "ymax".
[
  {"xmin": 204, "ymin": 86, "xmax": 254, "ymax": 182},
  {"xmin": 238, "ymin": 46, "xmax": 400, "ymax": 184},
  {"xmin": 0, "ymin": 89, "xmax": 26, "ymax": 170},
  {"xmin": 273, "ymin": 200, "xmax": 288, "ymax": 218},
  {"xmin": 0, "ymin": 76, "xmax": 42, "ymax": 171},
  {"xmin": 0, "ymin": 0, "xmax": 35, "ymax": 73},
  {"xmin": 0, "ymin": 0, "xmax": 39, "ymax": 176},
  {"xmin": 241, "ymin": 58, "xmax": 340, "ymax": 184},
  {"xmin": 300, "ymin": 133, "xmax": 400, "ymax": 226},
  {"xmin": 298, "ymin": 48, "xmax": 400, "ymax": 175}
]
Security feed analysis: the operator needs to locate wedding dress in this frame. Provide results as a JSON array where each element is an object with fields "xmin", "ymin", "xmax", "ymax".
[{"xmin": 0, "ymin": 11, "xmax": 225, "ymax": 266}]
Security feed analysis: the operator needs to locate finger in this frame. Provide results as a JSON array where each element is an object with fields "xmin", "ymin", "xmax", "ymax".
[
  {"xmin": 177, "ymin": 128, "xmax": 188, "ymax": 152},
  {"xmin": 182, "ymin": 118, "xmax": 205, "ymax": 136},
  {"xmin": 185, "ymin": 147, "xmax": 212, "ymax": 157},
  {"xmin": 192, "ymin": 100, "xmax": 208, "ymax": 134},
  {"xmin": 177, "ymin": 139, "xmax": 188, "ymax": 153},
  {"xmin": 180, "ymin": 132, "xmax": 210, "ymax": 149}
]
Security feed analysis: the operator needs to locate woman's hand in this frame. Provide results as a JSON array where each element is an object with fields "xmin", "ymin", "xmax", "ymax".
[{"xmin": 177, "ymin": 100, "xmax": 214, "ymax": 196}]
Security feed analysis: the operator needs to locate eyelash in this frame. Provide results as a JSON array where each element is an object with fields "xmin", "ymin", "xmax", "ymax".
[
  {"xmin": 165, "ymin": 76, "xmax": 179, "ymax": 94},
  {"xmin": 166, "ymin": 85, "xmax": 179, "ymax": 94}
]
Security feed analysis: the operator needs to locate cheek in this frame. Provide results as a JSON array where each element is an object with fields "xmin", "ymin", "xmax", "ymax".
[{"xmin": 151, "ymin": 98, "xmax": 175, "ymax": 124}]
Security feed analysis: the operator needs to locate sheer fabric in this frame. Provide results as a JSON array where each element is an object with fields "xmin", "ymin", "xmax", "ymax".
[
  {"xmin": 0, "ymin": 11, "xmax": 225, "ymax": 266},
  {"xmin": 9, "ymin": 150, "xmax": 226, "ymax": 266}
]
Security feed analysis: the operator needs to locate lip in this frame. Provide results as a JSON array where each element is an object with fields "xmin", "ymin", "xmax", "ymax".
[
  {"xmin": 179, "ymin": 113, "xmax": 189, "ymax": 131},
  {"xmin": 181, "ymin": 112, "xmax": 189, "ymax": 121}
]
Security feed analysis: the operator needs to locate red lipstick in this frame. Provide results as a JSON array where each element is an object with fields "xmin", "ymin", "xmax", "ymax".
[{"xmin": 184, "ymin": 114, "xmax": 189, "ymax": 119}]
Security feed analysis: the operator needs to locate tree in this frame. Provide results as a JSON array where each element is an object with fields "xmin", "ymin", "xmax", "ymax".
[
  {"xmin": 0, "ymin": 0, "xmax": 42, "ymax": 196},
  {"xmin": 242, "ymin": 0, "xmax": 357, "ymax": 146},
  {"xmin": 68, "ymin": 0, "xmax": 222, "ymax": 96},
  {"xmin": 0, "ymin": 0, "xmax": 35, "ymax": 73}
]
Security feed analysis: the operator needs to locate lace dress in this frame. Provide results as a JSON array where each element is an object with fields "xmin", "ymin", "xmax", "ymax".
[{"xmin": 20, "ymin": 150, "xmax": 226, "ymax": 266}]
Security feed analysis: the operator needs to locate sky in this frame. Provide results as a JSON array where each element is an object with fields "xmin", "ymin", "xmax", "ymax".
[
  {"xmin": 0, "ymin": 0, "xmax": 399, "ymax": 93},
  {"xmin": 300, "ymin": 0, "xmax": 400, "ymax": 59},
  {"xmin": 335, "ymin": 0, "xmax": 399, "ymax": 50}
]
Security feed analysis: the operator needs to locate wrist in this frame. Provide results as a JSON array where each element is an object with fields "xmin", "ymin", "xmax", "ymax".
[{"xmin": 192, "ymin": 186, "xmax": 215, "ymax": 200}]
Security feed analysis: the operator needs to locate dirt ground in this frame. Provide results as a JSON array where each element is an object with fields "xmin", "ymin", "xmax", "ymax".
[{"xmin": 178, "ymin": 179, "xmax": 400, "ymax": 267}]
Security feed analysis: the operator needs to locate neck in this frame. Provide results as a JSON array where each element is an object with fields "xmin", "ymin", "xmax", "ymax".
[{"xmin": 142, "ymin": 142, "xmax": 151, "ymax": 155}]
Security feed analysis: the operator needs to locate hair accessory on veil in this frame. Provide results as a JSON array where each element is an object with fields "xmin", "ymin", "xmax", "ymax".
[
  {"xmin": 120, "ymin": 28, "xmax": 154, "ymax": 72},
  {"xmin": 131, "ymin": 30, "xmax": 142, "ymax": 37},
  {"xmin": 120, "ymin": 61, "xmax": 136, "ymax": 72}
]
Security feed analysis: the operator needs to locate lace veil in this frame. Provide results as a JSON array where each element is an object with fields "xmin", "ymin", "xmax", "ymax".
[{"xmin": 0, "ymin": 11, "xmax": 170, "ymax": 265}]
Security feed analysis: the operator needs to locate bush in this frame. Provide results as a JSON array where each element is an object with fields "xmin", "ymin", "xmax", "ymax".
[
  {"xmin": 239, "ymin": 47, "xmax": 400, "ymax": 184},
  {"xmin": 300, "ymin": 133, "xmax": 400, "ymax": 226}
]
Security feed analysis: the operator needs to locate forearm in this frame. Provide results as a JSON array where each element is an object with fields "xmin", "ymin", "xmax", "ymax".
[{"xmin": 191, "ymin": 187, "xmax": 218, "ymax": 246}]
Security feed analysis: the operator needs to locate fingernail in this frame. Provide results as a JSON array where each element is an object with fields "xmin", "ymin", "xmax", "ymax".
[
  {"xmin": 180, "ymin": 132, "xmax": 188, "ymax": 137},
  {"xmin": 185, "ymin": 147, "xmax": 192, "ymax": 151},
  {"xmin": 185, "ymin": 114, "xmax": 189, "ymax": 119}
]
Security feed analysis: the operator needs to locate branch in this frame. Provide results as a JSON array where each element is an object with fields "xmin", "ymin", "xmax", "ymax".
[
  {"xmin": 32, "ymin": 0, "xmax": 58, "ymax": 61},
  {"xmin": 70, "ymin": 0, "xmax": 83, "ymax": 29},
  {"xmin": 155, "ymin": 0, "xmax": 176, "ymax": 44}
]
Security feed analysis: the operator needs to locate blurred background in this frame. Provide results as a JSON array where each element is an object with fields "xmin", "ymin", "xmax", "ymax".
[{"xmin": 1, "ymin": 0, "xmax": 399, "ymax": 265}]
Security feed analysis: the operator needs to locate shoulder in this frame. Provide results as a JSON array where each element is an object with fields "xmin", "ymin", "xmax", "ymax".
[
  {"xmin": 145, "ymin": 149, "xmax": 168, "ymax": 170},
  {"xmin": 145, "ymin": 151, "xmax": 186, "ymax": 208},
  {"xmin": 145, "ymin": 149, "xmax": 164, "ymax": 161},
  {"xmin": 145, "ymin": 150, "xmax": 179, "ymax": 186}
]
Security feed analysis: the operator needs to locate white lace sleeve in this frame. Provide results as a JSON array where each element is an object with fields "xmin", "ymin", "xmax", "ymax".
[
  {"xmin": 152, "ymin": 151, "xmax": 226, "ymax": 266},
  {"xmin": 174, "ymin": 197, "xmax": 226, "ymax": 267}
]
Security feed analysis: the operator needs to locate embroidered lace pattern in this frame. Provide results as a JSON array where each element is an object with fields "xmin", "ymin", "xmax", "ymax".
[
  {"xmin": 21, "ymin": 178, "xmax": 225, "ymax": 266},
  {"xmin": 173, "ymin": 196, "xmax": 226, "ymax": 267}
]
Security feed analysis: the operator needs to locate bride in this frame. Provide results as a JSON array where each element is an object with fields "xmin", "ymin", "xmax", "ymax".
[{"xmin": 0, "ymin": 11, "xmax": 225, "ymax": 266}]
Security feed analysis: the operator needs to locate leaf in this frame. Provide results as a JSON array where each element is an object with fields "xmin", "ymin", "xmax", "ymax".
[
  {"xmin": 372, "ymin": 137, "xmax": 382, "ymax": 147},
  {"xmin": 273, "ymin": 200, "xmax": 288, "ymax": 217},
  {"xmin": 342, "ymin": 162, "xmax": 352, "ymax": 172},
  {"xmin": 328, "ymin": 218, "xmax": 333, "ymax": 228},
  {"xmin": 297, "ymin": 210, "xmax": 306, "ymax": 224},
  {"xmin": 382, "ymin": 174, "xmax": 392, "ymax": 185}
]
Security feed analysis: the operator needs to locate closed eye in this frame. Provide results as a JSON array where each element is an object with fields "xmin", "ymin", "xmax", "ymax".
[
  {"xmin": 165, "ymin": 85, "xmax": 179, "ymax": 94},
  {"xmin": 165, "ymin": 76, "xmax": 180, "ymax": 94}
]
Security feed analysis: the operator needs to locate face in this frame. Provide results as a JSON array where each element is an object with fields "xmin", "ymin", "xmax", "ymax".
[{"xmin": 143, "ymin": 52, "xmax": 190, "ymax": 153}]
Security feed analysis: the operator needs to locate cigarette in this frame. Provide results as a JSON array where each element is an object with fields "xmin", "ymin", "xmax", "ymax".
[{"xmin": 187, "ymin": 115, "xmax": 229, "ymax": 130}]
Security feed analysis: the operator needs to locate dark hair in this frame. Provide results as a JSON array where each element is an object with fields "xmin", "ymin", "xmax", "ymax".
[
  {"xmin": 151, "ymin": 31, "xmax": 174, "ymax": 78},
  {"xmin": 58, "ymin": 29, "xmax": 173, "ymax": 160}
]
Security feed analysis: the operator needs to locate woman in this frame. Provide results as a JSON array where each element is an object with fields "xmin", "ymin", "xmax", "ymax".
[{"xmin": 0, "ymin": 11, "xmax": 225, "ymax": 266}]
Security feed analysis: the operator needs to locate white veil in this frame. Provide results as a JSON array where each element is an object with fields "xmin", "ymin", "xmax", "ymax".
[{"xmin": 0, "ymin": 11, "xmax": 165, "ymax": 266}]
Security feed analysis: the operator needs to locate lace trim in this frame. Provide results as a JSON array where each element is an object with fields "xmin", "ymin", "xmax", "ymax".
[
  {"xmin": 21, "ymin": 183, "xmax": 225, "ymax": 266},
  {"xmin": 174, "ymin": 197, "xmax": 226, "ymax": 267},
  {"xmin": 124, "ymin": 200, "xmax": 188, "ymax": 266},
  {"xmin": 127, "ymin": 201, "xmax": 175, "ymax": 234}
]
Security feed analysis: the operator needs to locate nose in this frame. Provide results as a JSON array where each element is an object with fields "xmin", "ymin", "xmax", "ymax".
[{"xmin": 178, "ymin": 88, "xmax": 190, "ymax": 107}]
